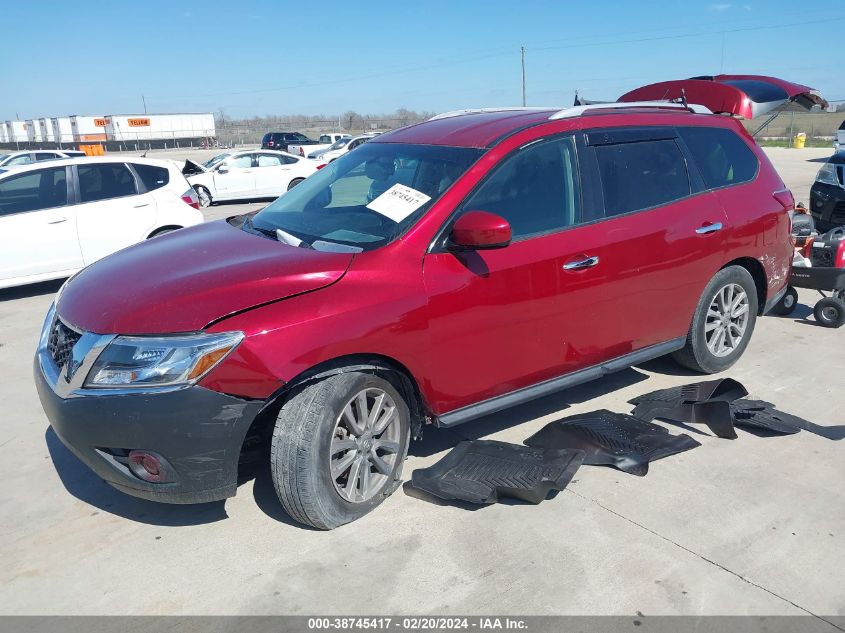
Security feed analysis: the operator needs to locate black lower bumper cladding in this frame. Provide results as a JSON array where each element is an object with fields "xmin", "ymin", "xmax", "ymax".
[
  {"xmin": 630, "ymin": 379, "xmax": 843, "ymax": 440},
  {"xmin": 524, "ymin": 410, "xmax": 701, "ymax": 476},
  {"xmin": 411, "ymin": 440, "xmax": 584, "ymax": 505}
]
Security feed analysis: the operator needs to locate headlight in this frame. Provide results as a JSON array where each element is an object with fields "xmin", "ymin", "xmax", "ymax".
[
  {"xmin": 84, "ymin": 331, "xmax": 243, "ymax": 389},
  {"xmin": 815, "ymin": 163, "xmax": 840, "ymax": 186}
]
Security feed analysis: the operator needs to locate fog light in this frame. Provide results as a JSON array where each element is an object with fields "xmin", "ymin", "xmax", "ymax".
[{"xmin": 128, "ymin": 450, "xmax": 168, "ymax": 483}]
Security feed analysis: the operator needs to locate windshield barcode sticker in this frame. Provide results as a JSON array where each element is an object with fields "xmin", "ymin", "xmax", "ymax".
[{"xmin": 366, "ymin": 184, "xmax": 431, "ymax": 223}]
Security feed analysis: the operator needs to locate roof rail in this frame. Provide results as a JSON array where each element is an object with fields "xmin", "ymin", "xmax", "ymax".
[
  {"xmin": 429, "ymin": 107, "xmax": 556, "ymax": 121},
  {"xmin": 549, "ymin": 100, "xmax": 712, "ymax": 120}
]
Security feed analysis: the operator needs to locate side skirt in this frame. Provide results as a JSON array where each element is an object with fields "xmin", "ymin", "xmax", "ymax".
[{"xmin": 435, "ymin": 337, "xmax": 687, "ymax": 428}]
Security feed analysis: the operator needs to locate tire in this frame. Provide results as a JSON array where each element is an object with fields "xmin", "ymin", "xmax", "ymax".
[
  {"xmin": 287, "ymin": 178, "xmax": 305, "ymax": 191},
  {"xmin": 270, "ymin": 371, "xmax": 411, "ymax": 530},
  {"xmin": 769, "ymin": 286, "xmax": 798, "ymax": 316},
  {"xmin": 673, "ymin": 265, "xmax": 759, "ymax": 374},
  {"xmin": 194, "ymin": 185, "xmax": 212, "ymax": 208},
  {"xmin": 813, "ymin": 297, "xmax": 845, "ymax": 328}
]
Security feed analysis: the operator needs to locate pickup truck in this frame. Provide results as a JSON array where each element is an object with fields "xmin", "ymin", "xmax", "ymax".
[{"xmin": 288, "ymin": 133, "xmax": 350, "ymax": 158}]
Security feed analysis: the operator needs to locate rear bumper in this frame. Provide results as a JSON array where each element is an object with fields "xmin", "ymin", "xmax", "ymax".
[{"xmin": 35, "ymin": 354, "xmax": 263, "ymax": 504}]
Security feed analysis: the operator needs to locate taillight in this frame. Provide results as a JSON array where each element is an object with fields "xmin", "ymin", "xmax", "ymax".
[
  {"xmin": 299, "ymin": 147, "xmax": 304, "ymax": 156},
  {"xmin": 316, "ymin": 163, "xmax": 327, "ymax": 170},
  {"xmin": 181, "ymin": 188, "xmax": 200, "ymax": 209},
  {"xmin": 268, "ymin": 141, "xmax": 274, "ymax": 147}
]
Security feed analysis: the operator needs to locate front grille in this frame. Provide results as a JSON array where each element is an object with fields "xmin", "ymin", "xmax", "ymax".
[
  {"xmin": 47, "ymin": 318, "xmax": 82, "ymax": 369},
  {"xmin": 832, "ymin": 202, "xmax": 845, "ymax": 224}
]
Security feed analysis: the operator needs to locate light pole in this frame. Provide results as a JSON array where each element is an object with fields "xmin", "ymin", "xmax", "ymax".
[{"xmin": 521, "ymin": 46, "xmax": 526, "ymax": 106}]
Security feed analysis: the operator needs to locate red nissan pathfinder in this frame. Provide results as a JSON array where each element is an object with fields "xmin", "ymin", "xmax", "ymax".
[{"xmin": 36, "ymin": 96, "xmax": 796, "ymax": 529}]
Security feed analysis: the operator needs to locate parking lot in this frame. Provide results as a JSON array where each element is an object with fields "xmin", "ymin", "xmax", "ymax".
[{"xmin": 0, "ymin": 147, "xmax": 842, "ymax": 618}]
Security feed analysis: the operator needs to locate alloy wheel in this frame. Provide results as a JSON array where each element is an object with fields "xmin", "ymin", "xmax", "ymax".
[
  {"xmin": 704, "ymin": 283, "xmax": 750, "ymax": 357},
  {"xmin": 329, "ymin": 388, "xmax": 402, "ymax": 503}
]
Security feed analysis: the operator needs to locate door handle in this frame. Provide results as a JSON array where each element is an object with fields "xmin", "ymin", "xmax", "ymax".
[
  {"xmin": 563, "ymin": 256, "xmax": 600, "ymax": 271},
  {"xmin": 133, "ymin": 203, "xmax": 150, "ymax": 208},
  {"xmin": 47, "ymin": 217, "xmax": 67, "ymax": 224},
  {"xmin": 696, "ymin": 222, "xmax": 723, "ymax": 235}
]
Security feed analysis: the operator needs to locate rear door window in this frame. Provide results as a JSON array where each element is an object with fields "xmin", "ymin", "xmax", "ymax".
[
  {"xmin": 132, "ymin": 163, "xmax": 169, "ymax": 191},
  {"xmin": 256, "ymin": 153, "xmax": 283, "ymax": 167},
  {"xmin": 594, "ymin": 139, "xmax": 690, "ymax": 216},
  {"xmin": 678, "ymin": 126, "xmax": 759, "ymax": 189},
  {"xmin": 459, "ymin": 136, "xmax": 581, "ymax": 240},
  {"xmin": 0, "ymin": 167, "xmax": 67, "ymax": 216},
  {"xmin": 77, "ymin": 163, "xmax": 137, "ymax": 203}
]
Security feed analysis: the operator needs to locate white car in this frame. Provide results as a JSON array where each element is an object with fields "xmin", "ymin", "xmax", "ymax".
[
  {"xmin": 288, "ymin": 133, "xmax": 351, "ymax": 158},
  {"xmin": 309, "ymin": 134, "xmax": 378, "ymax": 162},
  {"xmin": 0, "ymin": 150, "xmax": 86, "ymax": 168},
  {"xmin": 0, "ymin": 156, "xmax": 203, "ymax": 290},
  {"xmin": 182, "ymin": 150, "xmax": 322, "ymax": 208}
]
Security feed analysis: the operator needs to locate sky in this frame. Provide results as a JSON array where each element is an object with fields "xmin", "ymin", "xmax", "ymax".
[{"xmin": 1, "ymin": 0, "xmax": 843, "ymax": 121}]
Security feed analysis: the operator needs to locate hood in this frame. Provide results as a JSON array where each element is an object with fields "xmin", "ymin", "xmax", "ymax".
[
  {"xmin": 57, "ymin": 221, "xmax": 354, "ymax": 334},
  {"xmin": 619, "ymin": 74, "xmax": 828, "ymax": 119},
  {"xmin": 182, "ymin": 159, "xmax": 208, "ymax": 175}
]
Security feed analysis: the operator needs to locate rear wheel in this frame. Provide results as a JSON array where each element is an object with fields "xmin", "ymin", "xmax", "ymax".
[
  {"xmin": 673, "ymin": 266, "xmax": 758, "ymax": 373},
  {"xmin": 769, "ymin": 286, "xmax": 798, "ymax": 316},
  {"xmin": 194, "ymin": 185, "xmax": 212, "ymax": 207},
  {"xmin": 813, "ymin": 297, "xmax": 845, "ymax": 328},
  {"xmin": 270, "ymin": 371, "xmax": 410, "ymax": 529},
  {"xmin": 287, "ymin": 178, "xmax": 305, "ymax": 191}
]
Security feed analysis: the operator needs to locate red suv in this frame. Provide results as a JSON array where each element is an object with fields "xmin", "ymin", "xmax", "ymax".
[{"xmin": 36, "ymin": 101, "xmax": 793, "ymax": 529}]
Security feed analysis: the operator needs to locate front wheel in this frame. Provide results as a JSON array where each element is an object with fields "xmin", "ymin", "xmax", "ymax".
[
  {"xmin": 673, "ymin": 265, "xmax": 758, "ymax": 374},
  {"xmin": 271, "ymin": 371, "xmax": 410, "ymax": 529}
]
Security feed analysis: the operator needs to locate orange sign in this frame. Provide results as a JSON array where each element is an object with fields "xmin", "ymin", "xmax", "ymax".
[
  {"xmin": 127, "ymin": 118, "xmax": 150, "ymax": 127},
  {"xmin": 94, "ymin": 118, "xmax": 107, "ymax": 127}
]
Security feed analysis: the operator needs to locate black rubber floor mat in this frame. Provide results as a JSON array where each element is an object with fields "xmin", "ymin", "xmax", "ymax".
[
  {"xmin": 524, "ymin": 410, "xmax": 701, "ymax": 476},
  {"xmin": 629, "ymin": 378, "xmax": 749, "ymax": 439},
  {"xmin": 410, "ymin": 440, "xmax": 584, "ymax": 505},
  {"xmin": 732, "ymin": 400, "xmax": 845, "ymax": 440}
]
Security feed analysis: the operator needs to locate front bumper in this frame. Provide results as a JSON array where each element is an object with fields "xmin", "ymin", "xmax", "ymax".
[{"xmin": 34, "ymin": 316, "xmax": 263, "ymax": 504}]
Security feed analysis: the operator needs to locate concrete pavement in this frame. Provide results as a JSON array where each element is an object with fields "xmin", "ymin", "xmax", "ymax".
[{"xmin": 0, "ymin": 147, "xmax": 841, "ymax": 618}]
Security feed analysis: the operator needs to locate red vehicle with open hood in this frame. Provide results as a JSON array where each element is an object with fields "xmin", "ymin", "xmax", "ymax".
[{"xmin": 36, "ymin": 76, "xmax": 804, "ymax": 529}]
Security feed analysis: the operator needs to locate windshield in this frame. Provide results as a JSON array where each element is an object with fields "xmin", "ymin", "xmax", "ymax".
[
  {"xmin": 203, "ymin": 153, "xmax": 231, "ymax": 169},
  {"xmin": 327, "ymin": 138, "xmax": 350, "ymax": 150},
  {"xmin": 251, "ymin": 143, "xmax": 482, "ymax": 251},
  {"xmin": 292, "ymin": 133, "xmax": 311, "ymax": 142}
]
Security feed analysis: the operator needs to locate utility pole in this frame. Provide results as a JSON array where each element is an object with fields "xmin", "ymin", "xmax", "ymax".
[
  {"xmin": 520, "ymin": 46, "xmax": 526, "ymax": 106},
  {"xmin": 141, "ymin": 94, "xmax": 147, "ymax": 114}
]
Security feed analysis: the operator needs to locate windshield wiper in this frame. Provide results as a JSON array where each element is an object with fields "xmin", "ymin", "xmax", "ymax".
[{"xmin": 275, "ymin": 228, "xmax": 313, "ymax": 249}]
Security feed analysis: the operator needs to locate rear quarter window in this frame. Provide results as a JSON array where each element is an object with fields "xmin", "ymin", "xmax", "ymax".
[
  {"xmin": 678, "ymin": 126, "xmax": 758, "ymax": 189},
  {"xmin": 132, "ymin": 163, "xmax": 169, "ymax": 191}
]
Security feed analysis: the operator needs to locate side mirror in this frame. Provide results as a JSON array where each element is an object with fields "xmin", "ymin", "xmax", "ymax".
[
  {"xmin": 449, "ymin": 210, "xmax": 512, "ymax": 250},
  {"xmin": 217, "ymin": 164, "xmax": 229, "ymax": 174}
]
